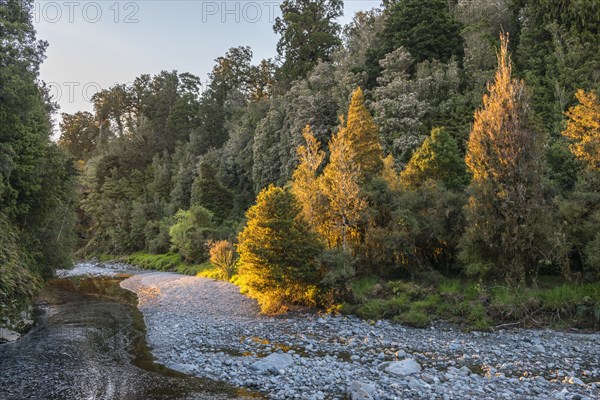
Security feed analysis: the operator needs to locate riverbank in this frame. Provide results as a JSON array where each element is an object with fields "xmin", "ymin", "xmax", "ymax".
[
  {"xmin": 93, "ymin": 253, "xmax": 600, "ymax": 332},
  {"xmin": 109, "ymin": 263, "xmax": 600, "ymax": 400},
  {"xmin": 0, "ymin": 270, "xmax": 248, "ymax": 399}
]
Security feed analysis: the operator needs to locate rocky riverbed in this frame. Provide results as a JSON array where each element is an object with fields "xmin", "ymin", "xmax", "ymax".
[{"xmin": 102, "ymin": 263, "xmax": 599, "ymax": 400}]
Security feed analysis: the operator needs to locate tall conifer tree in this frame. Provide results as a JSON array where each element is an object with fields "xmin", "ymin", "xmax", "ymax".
[
  {"xmin": 341, "ymin": 87, "xmax": 384, "ymax": 181},
  {"xmin": 460, "ymin": 34, "xmax": 546, "ymax": 285}
]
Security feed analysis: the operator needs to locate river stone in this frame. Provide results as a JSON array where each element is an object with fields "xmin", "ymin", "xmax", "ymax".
[
  {"xmin": 166, "ymin": 362, "xmax": 197, "ymax": 375},
  {"xmin": 251, "ymin": 353, "xmax": 294, "ymax": 372},
  {"xmin": 385, "ymin": 359, "xmax": 422, "ymax": 377},
  {"xmin": 531, "ymin": 344, "xmax": 545, "ymax": 354},
  {"xmin": 0, "ymin": 328, "xmax": 21, "ymax": 343},
  {"xmin": 347, "ymin": 381, "xmax": 377, "ymax": 400},
  {"xmin": 567, "ymin": 377, "xmax": 585, "ymax": 385},
  {"xmin": 449, "ymin": 342, "xmax": 462, "ymax": 351},
  {"xmin": 407, "ymin": 376, "xmax": 425, "ymax": 390}
]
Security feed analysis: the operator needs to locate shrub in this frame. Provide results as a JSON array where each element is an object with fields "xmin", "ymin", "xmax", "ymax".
[
  {"xmin": 209, "ymin": 240, "xmax": 237, "ymax": 279},
  {"xmin": 145, "ymin": 217, "xmax": 173, "ymax": 254},
  {"xmin": 169, "ymin": 206, "xmax": 215, "ymax": 263},
  {"xmin": 400, "ymin": 127, "xmax": 469, "ymax": 190},
  {"xmin": 237, "ymin": 185, "xmax": 324, "ymax": 314},
  {"xmin": 394, "ymin": 308, "xmax": 430, "ymax": 328},
  {"xmin": 363, "ymin": 181, "xmax": 466, "ymax": 277},
  {"xmin": 0, "ymin": 216, "xmax": 41, "ymax": 326},
  {"xmin": 125, "ymin": 252, "xmax": 182, "ymax": 271}
]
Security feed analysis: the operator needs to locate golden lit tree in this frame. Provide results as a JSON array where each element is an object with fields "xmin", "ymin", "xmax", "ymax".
[
  {"xmin": 236, "ymin": 185, "xmax": 323, "ymax": 314},
  {"xmin": 460, "ymin": 34, "xmax": 546, "ymax": 286},
  {"xmin": 562, "ymin": 89, "xmax": 600, "ymax": 171},
  {"xmin": 558, "ymin": 90, "xmax": 600, "ymax": 279},
  {"xmin": 319, "ymin": 126, "xmax": 368, "ymax": 251},
  {"xmin": 291, "ymin": 125, "xmax": 327, "ymax": 230},
  {"xmin": 342, "ymin": 87, "xmax": 384, "ymax": 181},
  {"xmin": 382, "ymin": 154, "xmax": 402, "ymax": 192}
]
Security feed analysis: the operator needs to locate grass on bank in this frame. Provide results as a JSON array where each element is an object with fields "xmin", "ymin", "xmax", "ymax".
[
  {"xmin": 343, "ymin": 277, "xmax": 600, "ymax": 330},
  {"xmin": 96, "ymin": 252, "xmax": 223, "ymax": 278}
]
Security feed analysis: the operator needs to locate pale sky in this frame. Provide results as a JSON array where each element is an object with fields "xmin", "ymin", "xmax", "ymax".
[{"xmin": 33, "ymin": 0, "xmax": 380, "ymax": 123}]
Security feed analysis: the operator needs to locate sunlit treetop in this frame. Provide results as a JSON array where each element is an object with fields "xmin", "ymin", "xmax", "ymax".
[{"xmin": 563, "ymin": 89, "xmax": 600, "ymax": 171}]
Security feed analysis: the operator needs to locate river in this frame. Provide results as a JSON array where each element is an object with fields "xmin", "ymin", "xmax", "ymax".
[{"xmin": 0, "ymin": 276, "xmax": 254, "ymax": 400}]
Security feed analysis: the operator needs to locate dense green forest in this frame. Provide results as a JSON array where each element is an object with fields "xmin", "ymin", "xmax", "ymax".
[
  {"xmin": 1, "ymin": 0, "xmax": 76, "ymax": 328},
  {"xmin": 3, "ymin": 0, "xmax": 600, "ymax": 328}
]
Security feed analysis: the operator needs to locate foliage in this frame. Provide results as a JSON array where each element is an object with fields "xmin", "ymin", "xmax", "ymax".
[
  {"xmin": 562, "ymin": 89, "xmax": 600, "ymax": 171},
  {"xmin": 0, "ymin": 215, "xmax": 41, "ymax": 325},
  {"xmin": 489, "ymin": 280, "xmax": 600, "ymax": 330},
  {"xmin": 317, "ymin": 247, "xmax": 356, "ymax": 303},
  {"xmin": 546, "ymin": 138, "xmax": 583, "ymax": 194},
  {"xmin": 58, "ymin": 111, "xmax": 100, "ymax": 160},
  {"xmin": 515, "ymin": 0, "xmax": 600, "ymax": 138},
  {"xmin": 556, "ymin": 171, "xmax": 600, "ymax": 280},
  {"xmin": 236, "ymin": 186, "xmax": 323, "ymax": 314},
  {"xmin": 125, "ymin": 252, "xmax": 183, "ymax": 271},
  {"xmin": 169, "ymin": 206, "xmax": 215, "ymax": 263},
  {"xmin": 209, "ymin": 240, "xmax": 238, "ymax": 279},
  {"xmin": 341, "ymin": 87, "xmax": 383, "ymax": 181},
  {"xmin": 319, "ymin": 119, "xmax": 368, "ymax": 251},
  {"xmin": 371, "ymin": 46, "xmax": 468, "ymax": 164},
  {"xmin": 366, "ymin": 0, "xmax": 464, "ymax": 86},
  {"xmin": 220, "ymin": 100, "xmax": 269, "ymax": 213},
  {"xmin": 191, "ymin": 153, "xmax": 234, "ymax": 223},
  {"xmin": 371, "ymin": 48, "xmax": 428, "ymax": 161},
  {"xmin": 274, "ymin": 0, "xmax": 343, "ymax": 83},
  {"xmin": 344, "ymin": 276, "xmax": 600, "ymax": 330},
  {"xmin": 291, "ymin": 125, "xmax": 327, "ymax": 229},
  {"xmin": 363, "ymin": 181, "xmax": 466, "ymax": 277},
  {"xmin": 460, "ymin": 34, "xmax": 547, "ymax": 286},
  {"xmin": 196, "ymin": 262, "xmax": 227, "ymax": 280},
  {"xmin": 123, "ymin": 252, "xmax": 214, "ymax": 276},
  {"xmin": 400, "ymin": 127, "xmax": 469, "ymax": 190},
  {"xmin": 349, "ymin": 277, "xmax": 378, "ymax": 303},
  {"xmin": 252, "ymin": 62, "xmax": 341, "ymax": 191},
  {"xmin": 1, "ymin": 0, "xmax": 76, "ymax": 324}
]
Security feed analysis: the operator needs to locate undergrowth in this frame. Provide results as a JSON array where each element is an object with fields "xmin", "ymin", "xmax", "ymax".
[
  {"xmin": 91, "ymin": 252, "xmax": 600, "ymax": 331},
  {"xmin": 99, "ymin": 252, "xmax": 221, "ymax": 277},
  {"xmin": 343, "ymin": 277, "xmax": 600, "ymax": 331}
]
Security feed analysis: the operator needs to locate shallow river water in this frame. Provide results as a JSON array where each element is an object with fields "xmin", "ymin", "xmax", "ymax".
[{"xmin": 0, "ymin": 276, "xmax": 254, "ymax": 400}]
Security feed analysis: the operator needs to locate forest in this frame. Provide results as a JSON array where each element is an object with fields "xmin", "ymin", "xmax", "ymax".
[{"xmin": 2, "ymin": 0, "xmax": 600, "ymax": 329}]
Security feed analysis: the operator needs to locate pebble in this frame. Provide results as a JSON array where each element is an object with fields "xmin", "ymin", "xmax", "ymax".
[{"xmin": 63, "ymin": 262, "xmax": 600, "ymax": 400}]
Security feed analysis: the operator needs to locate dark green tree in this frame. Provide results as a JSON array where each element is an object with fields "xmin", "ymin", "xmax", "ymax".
[
  {"xmin": 1, "ymin": 0, "xmax": 76, "ymax": 324},
  {"xmin": 58, "ymin": 111, "xmax": 100, "ymax": 161},
  {"xmin": 190, "ymin": 47, "xmax": 256, "ymax": 154},
  {"xmin": 252, "ymin": 62, "xmax": 341, "ymax": 191},
  {"xmin": 274, "ymin": 0, "xmax": 344, "ymax": 84},
  {"xmin": 365, "ymin": 0, "xmax": 464, "ymax": 87},
  {"xmin": 169, "ymin": 205, "xmax": 215, "ymax": 263},
  {"xmin": 191, "ymin": 153, "xmax": 234, "ymax": 223},
  {"xmin": 220, "ymin": 100, "xmax": 269, "ymax": 213},
  {"xmin": 556, "ymin": 89, "xmax": 600, "ymax": 279},
  {"xmin": 515, "ymin": 0, "xmax": 600, "ymax": 138}
]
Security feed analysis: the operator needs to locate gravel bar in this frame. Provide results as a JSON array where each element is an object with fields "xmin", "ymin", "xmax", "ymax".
[
  {"xmin": 111, "ymin": 264, "xmax": 600, "ymax": 400},
  {"xmin": 105, "ymin": 264, "xmax": 600, "ymax": 400}
]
